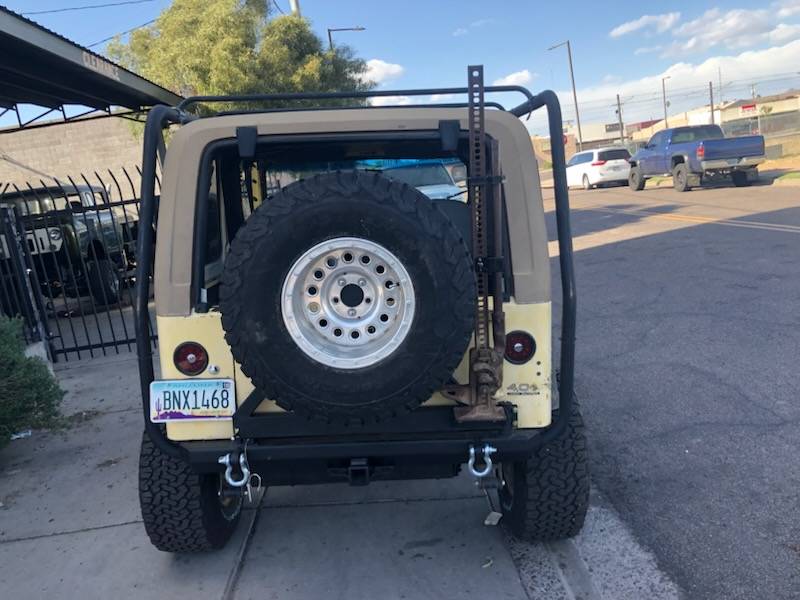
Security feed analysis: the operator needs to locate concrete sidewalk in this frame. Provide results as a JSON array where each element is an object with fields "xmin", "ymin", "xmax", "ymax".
[{"xmin": 0, "ymin": 354, "xmax": 679, "ymax": 600}]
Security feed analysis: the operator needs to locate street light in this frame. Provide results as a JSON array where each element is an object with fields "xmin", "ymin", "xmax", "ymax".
[
  {"xmin": 661, "ymin": 75, "xmax": 671, "ymax": 127},
  {"xmin": 547, "ymin": 40, "xmax": 583, "ymax": 151},
  {"xmin": 327, "ymin": 26, "xmax": 365, "ymax": 51}
]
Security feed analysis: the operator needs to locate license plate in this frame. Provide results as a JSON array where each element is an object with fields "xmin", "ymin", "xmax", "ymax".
[{"xmin": 149, "ymin": 379, "xmax": 235, "ymax": 423}]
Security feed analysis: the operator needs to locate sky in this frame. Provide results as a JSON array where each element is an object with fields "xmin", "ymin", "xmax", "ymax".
[{"xmin": 3, "ymin": 0, "xmax": 800, "ymax": 133}]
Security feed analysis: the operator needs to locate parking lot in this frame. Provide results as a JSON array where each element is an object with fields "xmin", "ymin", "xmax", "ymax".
[{"xmin": 1, "ymin": 181, "xmax": 799, "ymax": 599}]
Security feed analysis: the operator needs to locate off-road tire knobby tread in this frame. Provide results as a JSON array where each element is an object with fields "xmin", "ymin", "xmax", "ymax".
[
  {"xmin": 139, "ymin": 433, "xmax": 240, "ymax": 553},
  {"xmin": 220, "ymin": 171, "xmax": 475, "ymax": 425},
  {"xmin": 501, "ymin": 402, "xmax": 590, "ymax": 541}
]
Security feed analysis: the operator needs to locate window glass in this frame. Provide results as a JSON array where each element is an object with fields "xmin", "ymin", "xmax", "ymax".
[
  {"xmin": 648, "ymin": 132, "xmax": 662, "ymax": 147},
  {"xmin": 598, "ymin": 149, "xmax": 631, "ymax": 161},
  {"xmin": 205, "ymin": 162, "xmax": 222, "ymax": 264},
  {"xmin": 580, "ymin": 153, "xmax": 593, "ymax": 164},
  {"xmin": 670, "ymin": 125, "xmax": 724, "ymax": 144}
]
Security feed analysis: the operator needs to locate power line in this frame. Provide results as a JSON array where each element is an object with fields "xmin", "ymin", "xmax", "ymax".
[
  {"xmin": 272, "ymin": 0, "xmax": 286, "ymax": 15},
  {"xmin": 22, "ymin": 0, "xmax": 155, "ymax": 16},
  {"xmin": 87, "ymin": 18, "xmax": 155, "ymax": 48}
]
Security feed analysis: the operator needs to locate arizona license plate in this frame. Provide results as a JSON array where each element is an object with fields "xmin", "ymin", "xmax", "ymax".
[{"xmin": 149, "ymin": 379, "xmax": 235, "ymax": 423}]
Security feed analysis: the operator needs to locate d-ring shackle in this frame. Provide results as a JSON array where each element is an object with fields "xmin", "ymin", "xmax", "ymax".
[
  {"xmin": 218, "ymin": 452, "xmax": 251, "ymax": 487},
  {"xmin": 468, "ymin": 444, "xmax": 498, "ymax": 478}
]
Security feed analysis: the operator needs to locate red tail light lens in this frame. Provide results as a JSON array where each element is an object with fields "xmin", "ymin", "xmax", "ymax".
[
  {"xmin": 591, "ymin": 160, "xmax": 607, "ymax": 166},
  {"xmin": 504, "ymin": 331, "xmax": 536, "ymax": 364},
  {"xmin": 173, "ymin": 341, "xmax": 208, "ymax": 376},
  {"xmin": 696, "ymin": 145, "xmax": 705, "ymax": 159}
]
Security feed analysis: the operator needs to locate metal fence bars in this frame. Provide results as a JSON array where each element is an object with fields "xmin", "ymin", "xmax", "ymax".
[{"xmin": 0, "ymin": 167, "xmax": 158, "ymax": 361}]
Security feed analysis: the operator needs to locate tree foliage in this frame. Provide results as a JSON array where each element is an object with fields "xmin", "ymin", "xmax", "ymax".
[{"xmin": 107, "ymin": 0, "xmax": 372, "ymax": 101}]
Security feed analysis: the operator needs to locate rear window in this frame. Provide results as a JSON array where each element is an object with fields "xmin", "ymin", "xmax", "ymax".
[
  {"xmin": 598, "ymin": 149, "xmax": 630, "ymax": 161},
  {"xmin": 671, "ymin": 126, "xmax": 724, "ymax": 144}
]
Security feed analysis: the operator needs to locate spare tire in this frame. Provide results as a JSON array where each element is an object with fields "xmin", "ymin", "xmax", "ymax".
[{"xmin": 220, "ymin": 171, "xmax": 476, "ymax": 424}]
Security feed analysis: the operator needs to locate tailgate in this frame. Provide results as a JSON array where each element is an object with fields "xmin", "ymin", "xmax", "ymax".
[{"xmin": 702, "ymin": 135, "xmax": 765, "ymax": 160}]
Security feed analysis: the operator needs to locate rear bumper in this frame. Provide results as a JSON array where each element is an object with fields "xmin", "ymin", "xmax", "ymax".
[
  {"xmin": 701, "ymin": 156, "xmax": 764, "ymax": 171},
  {"xmin": 592, "ymin": 170, "xmax": 629, "ymax": 184},
  {"xmin": 175, "ymin": 404, "xmax": 549, "ymax": 474}
]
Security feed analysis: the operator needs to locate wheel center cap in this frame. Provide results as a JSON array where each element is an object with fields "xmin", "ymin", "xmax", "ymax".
[{"xmin": 340, "ymin": 283, "xmax": 364, "ymax": 307}]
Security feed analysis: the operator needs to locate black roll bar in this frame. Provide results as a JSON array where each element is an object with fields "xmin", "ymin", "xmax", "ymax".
[
  {"xmin": 511, "ymin": 91, "xmax": 577, "ymax": 439},
  {"xmin": 177, "ymin": 85, "xmax": 534, "ymax": 113},
  {"xmin": 136, "ymin": 104, "xmax": 187, "ymax": 459}
]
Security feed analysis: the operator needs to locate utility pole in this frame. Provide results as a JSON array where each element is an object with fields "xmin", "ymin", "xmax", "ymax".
[
  {"xmin": 289, "ymin": 0, "xmax": 301, "ymax": 16},
  {"xmin": 709, "ymin": 81, "xmax": 715, "ymax": 125},
  {"xmin": 327, "ymin": 26, "xmax": 366, "ymax": 51},
  {"xmin": 718, "ymin": 67, "xmax": 723, "ymax": 103},
  {"xmin": 661, "ymin": 75, "xmax": 671, "ymax": 127},
  {"xmin": 616, "ymin": 94, "xmax": 624, "ymax": 144},
  {"xmin": 548, "ymin": 40, "xmax": 583, "ymax": 151}
]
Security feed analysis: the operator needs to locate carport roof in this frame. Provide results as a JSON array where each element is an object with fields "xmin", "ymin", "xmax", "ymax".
[{"xmin": 0, "ymin": 5, "xmax": 182, "ymax": 128}]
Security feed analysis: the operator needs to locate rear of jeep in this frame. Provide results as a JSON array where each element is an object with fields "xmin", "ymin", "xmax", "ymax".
[{"xmin": 135, "ymin": 67, "xmax": 584, "ymax": 553}]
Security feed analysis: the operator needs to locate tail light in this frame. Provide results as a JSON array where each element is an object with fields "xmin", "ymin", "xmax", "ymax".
[
  {"xmin": 504, "ymin": 331, "xmax": 536, "ymax": 364},
  {"xmin": 696, "ymin": 144, "xmax": 705, "ymax": 160},
  {"xmin": 173, "ymin": 341, "xmax": 209, "ymax": 376},
  {"xmin": 591, "ymin": 160, "xmax": 607, "ymax": 166}
]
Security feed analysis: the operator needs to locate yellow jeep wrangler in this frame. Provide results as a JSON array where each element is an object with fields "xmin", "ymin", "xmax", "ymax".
[{"xmin": 134, "ymin": 66, "xmax": 585, "ymax": 553}]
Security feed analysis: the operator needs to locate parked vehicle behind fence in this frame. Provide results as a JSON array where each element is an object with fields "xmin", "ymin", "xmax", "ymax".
[
  {"xmin": 566, "ymin": 147, "xmax": 631, "ymax": 190},
  {"xmin": 0, "ymin": 184, "xmax": 139, "ymax": 307},
  {"xmin": 628, "ymin": 124, "xmax": 765, "ymax": 192}
]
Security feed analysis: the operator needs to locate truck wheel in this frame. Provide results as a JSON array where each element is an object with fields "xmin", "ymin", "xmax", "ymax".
[
  {"xmin": 498, "ymin": 402, "xmax": 590, "ymax": 541},
  {"xmin": 582, "ymin": 175, "xmax": 592, "ymax": 190},
  {"xmin": 731, "ymin": 171, "xmax": 750, "ymax": 187},
  {"xmin": 139, "ymin": 433, "xmax": 242, "ymax": 553},
  {"xmin": 628, "ymin": 166, "xmax": 645, "ymax": 191},
  {"xmin": 220, "ymin": 171, "xmax": 475, "ymax": 425},
  {"xmin": 87, "ymin": 259, "xmax": 120, "ymax": 306},
  {"xmin": 672, "ymin": 163, "xmax": 691, "ymax": 192}
]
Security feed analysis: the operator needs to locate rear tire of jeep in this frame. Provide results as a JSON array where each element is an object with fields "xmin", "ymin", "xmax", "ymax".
[
  {"xmin": 672, "ymin": 163, "xmax": 691, "ymax": 192},
  {"xmin": 498, "ymin": 402, "xmax": 590, "ymax": 541},
  {"xmin": 138, "ymin": 433, "xmax": 242, "ymax": 553},
  {"xmin": 87, "ymin": 258, "xmax": 120, "ymax": 306},
  {"xmin": 220, "ymin": 171, "xmax": 476, "ymax": 424},
  {"xmin": 628, "ymin": 166, "xmax": 645, "ymax": 191}
]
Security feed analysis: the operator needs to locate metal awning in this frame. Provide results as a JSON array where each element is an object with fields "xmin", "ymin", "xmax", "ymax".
[{"xmin": 0, "ymin": 6, "xmax": 182, "ymax": 130}]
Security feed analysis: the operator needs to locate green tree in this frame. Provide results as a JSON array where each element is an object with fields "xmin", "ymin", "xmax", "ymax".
[{"xmin": 107, "ymin": 0, "xmax": 371, "ymax": 103}]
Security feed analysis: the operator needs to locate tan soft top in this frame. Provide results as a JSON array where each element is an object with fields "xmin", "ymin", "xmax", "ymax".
[{"xmin": 155, "ymin": 107, "xmax": 550, "ymax": 315}]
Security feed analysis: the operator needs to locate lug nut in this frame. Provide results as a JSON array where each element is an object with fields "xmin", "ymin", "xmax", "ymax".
[
  {"xmin": 338, "ymin": 278, "xmax": 346, "ymax": 286},
  {"xmin": 358, "ymin": 278, "xmax": 367, "ymax": 286},
  {"xmin": 347, "ymin": 308, "xmax": 356, "ymax": 317},
  {"xmin": 513, "ymin": 342, "xmax": 524, "ymax": 353}
]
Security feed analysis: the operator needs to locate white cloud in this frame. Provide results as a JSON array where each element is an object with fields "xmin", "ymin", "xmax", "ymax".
[
  {"xmin": 493, "ymin": 69, "xmax": 535, "ymax": 86},
  {"xmin": 634, "ymin": 45, "xmax": 663, "ymax": 55},
  {"xmin": 522, "ymin": 38, "xmax": 800, "ymax": 136},
  {"xmin": 776, "ymin": 0, "xmax": 800, "ymax": 18},
  {"xmin": 430, "ymin": 93, "xmax": 456, "ymax": 101},
  {"xmin": 609, "ymin": 12, "xmax": 680, "ymax": 38},
  {"xmin": 665, "ymin": 3, "xmax": 800, "ymax": 56},
  {"xmin": 452, "ymin": 18, "xmax": 494, "ymax": 37},
  {"xmin": 364, "ymin": 59, "xmax": 404, "ymax": 85},
  {"xmin": 369, "ymin": 96, "xmax": 413, "ymax": 107}
]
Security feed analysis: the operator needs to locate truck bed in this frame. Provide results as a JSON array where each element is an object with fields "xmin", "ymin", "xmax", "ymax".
[{"xmin": 701, "ymin": 135, "xmax": 765, "ymax": 161}]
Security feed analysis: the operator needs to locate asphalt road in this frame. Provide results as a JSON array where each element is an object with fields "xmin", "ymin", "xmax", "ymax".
[{"xmin": 544, "ymin": 182, "xmax": 800, "ymax": 599}]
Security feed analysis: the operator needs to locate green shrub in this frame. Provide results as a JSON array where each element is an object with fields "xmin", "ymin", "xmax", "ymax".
[{"xmin": 0, "ymin": 317, "xmax": 63, "ymax": 448}]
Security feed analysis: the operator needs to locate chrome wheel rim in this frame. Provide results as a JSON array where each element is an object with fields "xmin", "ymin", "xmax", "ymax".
[{"xmin": 281, "ymin": 237, "xmax": 416, "ymax": 369}]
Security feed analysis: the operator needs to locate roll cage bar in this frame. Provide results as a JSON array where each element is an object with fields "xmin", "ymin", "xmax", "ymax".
[{"xmin": 135, "ymin": 85, "xmax": 576, "ymax": 460}]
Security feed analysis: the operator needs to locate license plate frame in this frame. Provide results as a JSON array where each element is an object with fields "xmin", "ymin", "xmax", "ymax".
[{"xmin": 149, "ymin": 378, "xmax": 235, "ymax": 423}]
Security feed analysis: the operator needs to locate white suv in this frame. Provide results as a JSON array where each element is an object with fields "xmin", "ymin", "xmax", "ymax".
[{"xmin": 566, "ymin": 147, "xmax": 631, "ymax": 190}]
